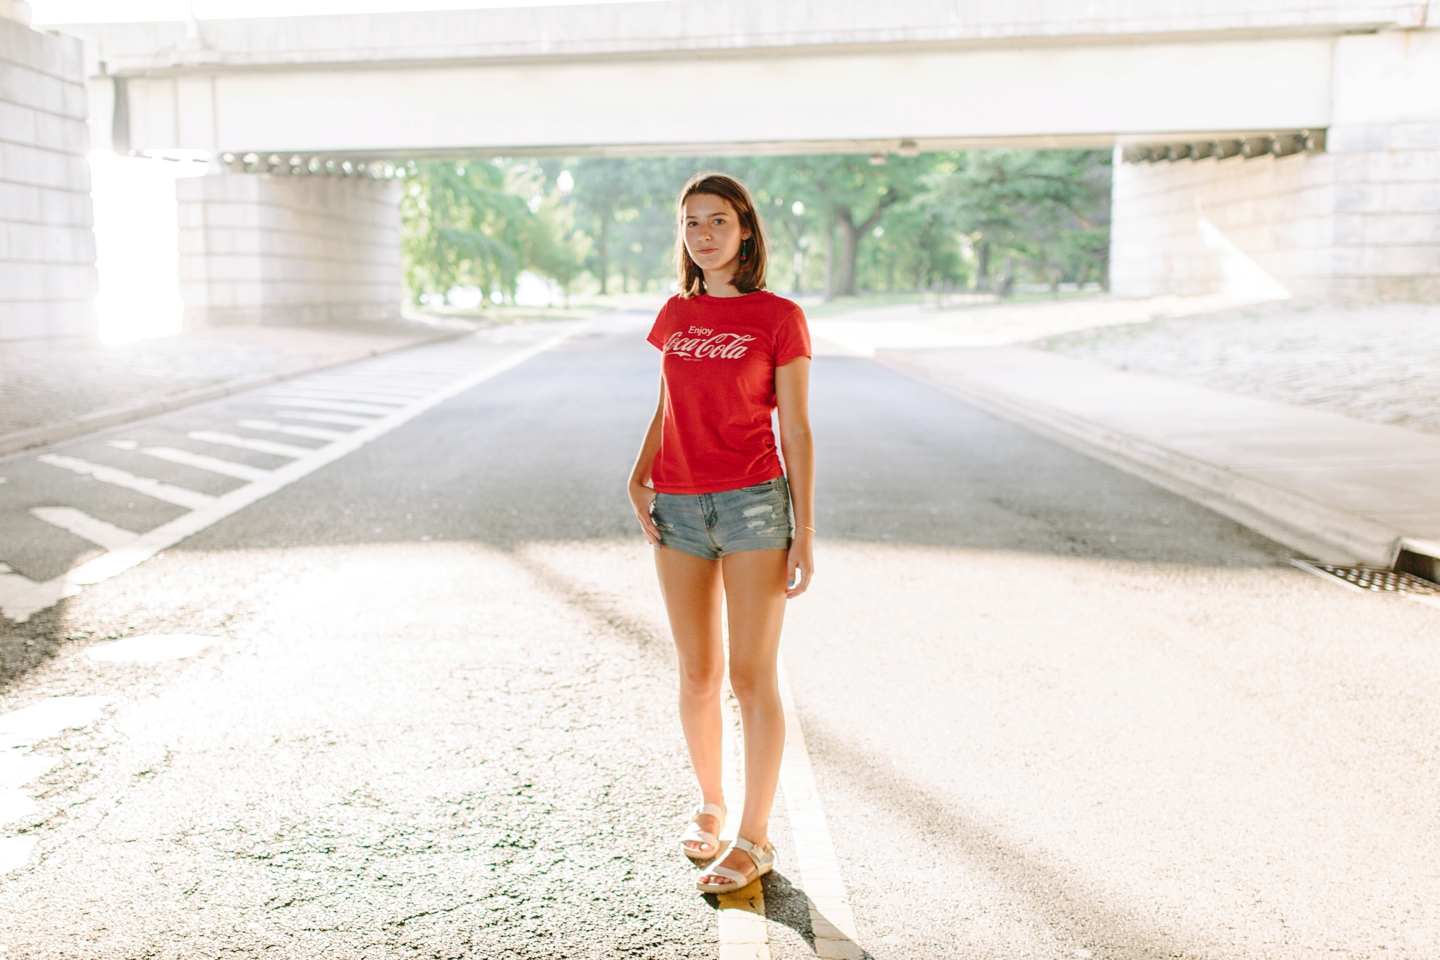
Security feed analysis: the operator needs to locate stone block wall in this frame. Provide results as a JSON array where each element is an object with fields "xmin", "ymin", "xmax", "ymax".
[
  {"xmin": 176, "ymin": 173, "xmax": 402, "ymax": 327},
  {"xmin": 1110, "ymin": 150, "xmax": 1338, "ymax": 300},
  {"xmin": 1111, "ymin": 29, "xmax": 1440, "ymax": 301},
  {"xmin": 0, "ymin": 16, "xmax": 96, "ymax": 340}
]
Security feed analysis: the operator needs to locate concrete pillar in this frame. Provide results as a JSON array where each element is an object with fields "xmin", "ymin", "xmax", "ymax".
[
  {"xmin": 1110, "ymin": 29, "xmax": 1440, "ymax": 301},
  {"xmin": 0, "ymin": 13, "xmax": 98, "ymax": 340},
  {"xmin": 176, "ymin": 172, "xmax": 402, "ymax": 327}
]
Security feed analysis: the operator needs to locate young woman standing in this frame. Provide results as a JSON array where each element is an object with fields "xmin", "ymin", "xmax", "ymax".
[{"xmin": 627, "ymin": 173, "xmax": 815, "ymax": 894}]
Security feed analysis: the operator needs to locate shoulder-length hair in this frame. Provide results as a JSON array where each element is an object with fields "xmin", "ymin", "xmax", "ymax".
[{"xmin": 675, "ymin": 172, "xmax": 768, "ymax": 298}]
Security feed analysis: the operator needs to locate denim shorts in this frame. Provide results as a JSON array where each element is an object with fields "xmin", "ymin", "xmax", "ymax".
[{"xmin": 652, "ymin": 476, "xmax": 793, "ymax": 561}]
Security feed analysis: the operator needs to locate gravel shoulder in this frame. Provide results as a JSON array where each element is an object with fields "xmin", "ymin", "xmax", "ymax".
[{"xmin": 1038, "ymin": 300, "xmax": 1440, "ymax": 435}]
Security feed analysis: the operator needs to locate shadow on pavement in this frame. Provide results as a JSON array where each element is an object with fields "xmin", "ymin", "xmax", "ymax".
[
  {"xmin": 0, "ymin": 600, "xmax": 72, "ymax": 691},
  {"xmin": 800, "ymin": 711, "xmax": 1193, "ymax": 960},
  {"xmin": 163, "ymin": 341, "xmax": 1292, "ymax": 574}
]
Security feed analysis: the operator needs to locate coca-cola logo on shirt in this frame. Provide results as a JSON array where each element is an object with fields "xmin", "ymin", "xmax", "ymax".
[{"xmin": 663, "ymin": 327, "xmax": 756, "ymax": 361}]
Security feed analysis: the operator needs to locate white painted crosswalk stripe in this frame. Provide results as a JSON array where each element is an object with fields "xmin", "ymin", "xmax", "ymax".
[
  {"xmin": 140, "ymin": 446, "xmax": 270, "ymax": 482},
  {"xmin": 274, "ymin": 385, "xmax": 428, "ymax": 399},
  {"xmin": 0, "ymin": 329, "xmax": 580, "ymax": 624},
  {"xmin": 276, "ymin": 410, "xmax": 378, "ymax": 427},
  {"xmin": 238, "ymin": 419, "xmax": 349, "ymax": 441},
  {"xmin": 0, "ymin": 791, "xmax": 37, "ymax": 828},
  {"xmin": 265, "ymin": 397, "xmax": 399, "ymax": 416},
  {"xmin": 0, "ymin": 696, "xmax": 113, "ymax": 748},
  {"xmin": 268, "ymin": 390, "xmax": 413, "ymax": 405},
  {"xmin": 29, "ymin": 507, "xmax": 139, "ymax": 551},
  {"xmin": 307, "ymin": 383, "xmax": 430, "ymax": 396},
  {"xmin": 37, "ymin": 455, "xmax": 216, "ymax": 510},
  {"xmin": 0, "ymin": 696, "xmax": 113, "ymax": 873},
  {"xmin": 188, "ymin": 430, "xmax": 317, "ymax": 459}
]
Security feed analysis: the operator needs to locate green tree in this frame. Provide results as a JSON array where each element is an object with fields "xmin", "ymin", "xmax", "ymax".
[
  {"xmin": 526, "ymin": 185, "xmax": 590, "ymax": 304},
  {"xmin": 558, "ymin": 157, "xmax": 698, "ymax": 294},
  {"xmin": 925, "ymin": 150, "xmax": 1111, "ymax": 292},
  {"xmin": 401, "ymin": 160, "xmax": 531, "ymax": 305},
  {"xmin": 728, "ymin": 154, "xmax": 944, "ymax": 298},
  {"xmin": 401, "ymin": 159, "xmax": 589, "ymax": 306}
]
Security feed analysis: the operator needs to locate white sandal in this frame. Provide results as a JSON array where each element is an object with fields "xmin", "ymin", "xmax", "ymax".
[
  {"xmin": 679, "ymin": 802, "xmax": 726, "ymax": 860},
  {"xmin": 695, "ymin": 836, "xmax": 774, "ymax": 893}
]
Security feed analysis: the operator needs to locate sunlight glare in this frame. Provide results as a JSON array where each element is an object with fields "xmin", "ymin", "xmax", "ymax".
[{"xmin": 89, "ymin": 150, "xmax": 209, "ymax": 345}]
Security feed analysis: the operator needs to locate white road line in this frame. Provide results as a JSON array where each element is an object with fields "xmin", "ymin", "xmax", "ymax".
[
  {"xmin": 140, "ymin": 446, "xmax": 270, "ymax": 482},
  {"xmin": 0, "ymin": 836, "xmax": 38, "ymax": 875},
  {"xmin": 276, "ymin": 411, "xmax": 378, "ymax": 427},
  {"xmin": 0, "ymin": 754, "xmax": 59, "ymax": 789},
  {"xmin": 188, "ymin": 430, "xmax": 317, "ymax": 459},
  {"xmin": 274, "ymin": 386, "xmax": 428, "ymax": 400},
  {"xmin": 0, "ymin": 789, "xmax": 38, "ymax": 828},
  {"xmin": 0, "ymin": 696, "xmax": 113, "ymax": 748},
  {"xmin": 0, "ymin": 330, "xmax": 578, "ymax": 624},
  {"xmin": 267, "ymin": 390, "xmax": 412, "ymax": 405},
  {"xmin": 264, "ymin": 397, "xmax": 400, "ymax": 416},
  {"xmin": 305, "ymin": 385, "xmax": 418, "ymax": 395},
  {"xmin": 29, "ymin": 507, "xmax": 139, "ymax": 551},
  {"xmin": 87, "ymin": 634, "xmax": 219, "ymax": 662},
  {"xmin": 238, "ymin": 420, "xmax": 349, "ymax": 441},
  {"xmin": 306, "ymin": 381, "xmax": 430, "ymax": 393},
  {"xmin": 36, "ymin": 455, "xmax": 217, "ymax": 510},
  {"xmin": 777, "ymin": 656, "xmax": 863, "ymax": 959},
  {"xmin": 717, "ymin": 683, "xmax": 771, "ymax": 959},
  {"xmin": 0, "ymin": 696, "xmax": 113, "ymax": 874},
  {"xmin": 0, "ymin": 562, "xmax": 79, "ymax": 622}
]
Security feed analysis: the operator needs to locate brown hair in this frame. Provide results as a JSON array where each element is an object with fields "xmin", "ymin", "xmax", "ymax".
[{"xmin": 675, "ymin": 172, "xmax": 768, "ymax": 298}]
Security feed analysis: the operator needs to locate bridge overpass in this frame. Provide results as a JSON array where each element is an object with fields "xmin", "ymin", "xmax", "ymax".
[{"xmin": 3, "ymin": 1, "xmax": 1439, "ymax": 335}]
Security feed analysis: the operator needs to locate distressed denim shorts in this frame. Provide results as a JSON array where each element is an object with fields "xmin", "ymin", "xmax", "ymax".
[{"xmin": 652, "ymin": 476, "xmax": 793, "ymax": 561}]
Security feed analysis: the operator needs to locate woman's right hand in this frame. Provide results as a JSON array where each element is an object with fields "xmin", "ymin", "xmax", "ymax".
[{"xmin": 628, "ymin": 479, "xmax": 662, "ymax": 547}]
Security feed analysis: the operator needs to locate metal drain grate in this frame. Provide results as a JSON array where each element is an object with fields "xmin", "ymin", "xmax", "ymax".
[{"xmin": 1292, "ymin": 559, "xmax": 1440, "ymax": 596}]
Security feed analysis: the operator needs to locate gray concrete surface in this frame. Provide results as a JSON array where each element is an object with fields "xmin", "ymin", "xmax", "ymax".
[
  {"xmin": 0, "ymin": 320, "xmax": 465, "ymax": 450},
  {"xmin": 1041, "ymin": 300, "xmax": 1440, "ymax": 436},
  {"xmin": 1, "ymin": 318, "xmax": 1437, "ymax": 957},
  {"xmin": 881, "ymin": 344, "xmax": 1440, "ymax": 567}
]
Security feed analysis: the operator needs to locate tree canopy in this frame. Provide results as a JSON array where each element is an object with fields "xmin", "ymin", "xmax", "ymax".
[{"xmin": 399, "ymin": 149, "xmax": 1112, "ymax": 306}]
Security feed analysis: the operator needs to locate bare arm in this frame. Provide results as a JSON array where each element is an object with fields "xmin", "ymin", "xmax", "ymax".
[
  {"xmin": 775, "ymin": 357, "xmax": 814, "ymax": 598},
  {"xmin": 627, "ymin": 376, "xmax": 666, "ymax": 546}
]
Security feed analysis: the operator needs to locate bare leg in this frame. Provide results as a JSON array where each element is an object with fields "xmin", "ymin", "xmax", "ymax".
[
  {"xmin": 699, "ymin": 548, "xmax": 789, "ymax": 885},
  {"xmin": 654, "ymin": 546, "xmax": 726, "ymax": 850}
]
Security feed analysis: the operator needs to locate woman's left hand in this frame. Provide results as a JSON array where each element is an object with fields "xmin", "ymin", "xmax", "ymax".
[{"xmin": 786, "ymin": 532, "xmax": 814, "ymax": 599}]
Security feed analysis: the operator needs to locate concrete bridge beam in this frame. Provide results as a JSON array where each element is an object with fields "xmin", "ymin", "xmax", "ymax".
[{"xmin": 1111, "ymin": 29, "xmax": 1440, "ymax": 301}]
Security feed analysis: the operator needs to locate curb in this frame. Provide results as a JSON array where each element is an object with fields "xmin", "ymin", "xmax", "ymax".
[
  {"xmin": 876, "ymin": 351, "xmax": 1405, "ymax": 568},
  {"xmin": 0, "ymin": 328, "xmax": 469, "ymax": 461}
]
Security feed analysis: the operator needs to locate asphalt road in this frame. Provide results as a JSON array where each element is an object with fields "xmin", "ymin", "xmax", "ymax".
[{"xmin": 1, "ymin": 315, "xmax": 1437, "ymax": 959}]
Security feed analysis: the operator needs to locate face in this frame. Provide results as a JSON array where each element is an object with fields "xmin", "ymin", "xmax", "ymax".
[{"xmin": 682, "ymin": 194, "xmax": 752, "ymax": 274}]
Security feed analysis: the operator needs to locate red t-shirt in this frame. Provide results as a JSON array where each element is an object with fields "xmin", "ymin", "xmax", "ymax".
[{"xmin": 646, "ymin": 290, "xmax": 811, "ymax": 495}]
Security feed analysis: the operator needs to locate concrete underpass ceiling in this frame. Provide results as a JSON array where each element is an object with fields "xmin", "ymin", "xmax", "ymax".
[{"xmin": 69, "ymin": 4, "xmax": 1361, "ymax": 161}]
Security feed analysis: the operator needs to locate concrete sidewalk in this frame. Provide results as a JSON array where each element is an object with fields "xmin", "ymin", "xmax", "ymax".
[
  {"xmin": 0, "ymin": 319, "xmax": 473, "ymax": 458},
  {"xmin": 879, "ymin": 346, "xmax": 1440, "ymax": 570}
]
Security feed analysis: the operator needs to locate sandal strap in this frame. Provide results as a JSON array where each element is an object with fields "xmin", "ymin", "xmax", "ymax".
[
  {"xmin": 727, "ymin": 837, "xmax": 773, "ymax": 871},
  {"xmin": 701, "ymin": 864, "xmax": 751, "ymax": 887},
  {"xmin": 695, "ymin": 802, "xmax": 725, "ymax": 820},
  {"xmin": 681, "ymin": 825, "xmax": 718, "ymax": 847}
]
